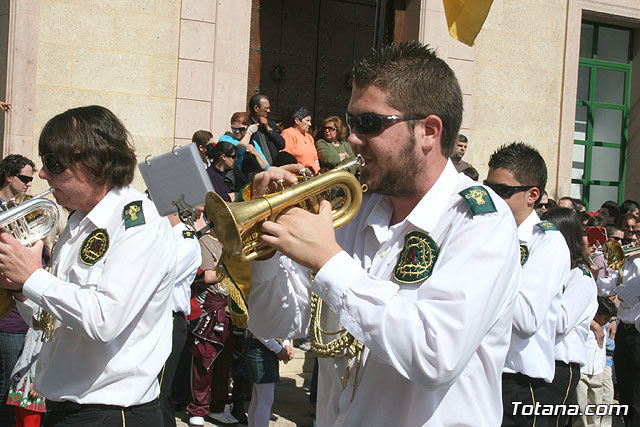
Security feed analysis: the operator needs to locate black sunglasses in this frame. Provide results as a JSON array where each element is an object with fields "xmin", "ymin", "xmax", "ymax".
[
  {"xmin": 345, "ymin": 112, "xmax": 426, "ymax": 135},
  {"xmin": 225, "ymin": 152, "xmax": 237, "ymax": 159},
  {"xmin": 15, "ymin": 174, "xmax": 33, "ymax": 184},
  {"xmin": 40, "ymin": 152, "xmax": 82, "ymax": 175},
  {"xmin": 323, "ymin": 126, "xmax": 337, "ymax": 131},
  {"xmin": 483, "ymin": 181, "xmax": 537, "ymax": 199}
]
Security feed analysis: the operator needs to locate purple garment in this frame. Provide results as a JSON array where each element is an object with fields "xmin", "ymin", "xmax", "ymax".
[
  {"xmin": 0, "ymin": 306, "xmax": 28, "ymax": 334},
  {"xmin": 206, "ymin": 167, "xmax": 232, "ymax": 202}
]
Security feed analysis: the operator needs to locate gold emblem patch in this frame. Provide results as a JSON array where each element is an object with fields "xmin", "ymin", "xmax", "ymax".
[
  {"xmin": 520, "ymin": 244, "xmax": 529, "ymax": 266},
  {"xmin": 80, "ymin": 228, "xmax": 110, "ymax": 265},
  {"xmin": 393, "ymin": 231, "xmax": 439, "ymax": 284}
]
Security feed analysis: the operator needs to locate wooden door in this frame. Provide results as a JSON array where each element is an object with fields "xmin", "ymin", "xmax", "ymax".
[{"xmin": 248, "ymin": 0, "xmax": 376, "ymax": 129}]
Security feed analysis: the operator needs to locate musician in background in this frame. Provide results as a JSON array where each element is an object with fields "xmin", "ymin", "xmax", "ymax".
[
  {"xmin": 246, "ymin": 42, "xmax": 521, "ymax": 426},
  {"xmin": 0, "ymin": 154, "xmax": 35, "ymax": 210},
  {"xmin": 0, "ymin": 105, "xmax": 176, "ymax": 426},
  {"xmin": 485, "ymin": 142, "xmax": 570, "ymax": 426},
  {"xmin": 0, "ymin": 154, "xmax": 35, "ymax": 426}
]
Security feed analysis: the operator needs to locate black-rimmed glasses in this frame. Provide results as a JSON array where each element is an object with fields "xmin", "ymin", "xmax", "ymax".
[{"xmin": 345, "ymin": 112, "xmax": 426, "ymax": 135}]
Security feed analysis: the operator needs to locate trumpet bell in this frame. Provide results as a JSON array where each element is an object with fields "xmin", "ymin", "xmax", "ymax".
[
  {"xmin": 205, "ymin": 157, "xmax": 364, "ymax": 262},
  {"xmin": 0, "ymin": 194, "xmax": 59, "ymax": 247}
]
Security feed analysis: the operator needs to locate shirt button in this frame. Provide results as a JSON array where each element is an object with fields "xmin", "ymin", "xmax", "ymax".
[{"xmin": 380, "ymin": 250, "xmax": 387, "ymax": 258}]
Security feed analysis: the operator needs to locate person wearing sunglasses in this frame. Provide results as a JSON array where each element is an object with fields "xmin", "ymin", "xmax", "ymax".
[
  {"xmin": 244, "ymin": 42, "xmax": 521, "ymax": 426},
  {"xmin": 0, "ymin": 154, "xmax": 36, "ymax": 211},
  {"xmin": 485, "ymin": 142, "xmax": 571, "ymax": 425},
  {"xmin": 207, "ymin": 140, "xmax": 244, "ymax": 203},
  {"xmin": 217, "ymin": 111, "xmax": 270, "ymax": 175},
  {"xmin": 617, "ymin": 214, "xmax": 639, "ymax": 247},
  {"xmin": 0, "ymin": 105, "xmax": 177, "ymax": 426},
  {"xmin": 314, "ymin": 116, "xmax": 355, "ymax": 171},
  {"xmin": 0, "ymin": 154, "xmax": 36, "ymax": 425}
]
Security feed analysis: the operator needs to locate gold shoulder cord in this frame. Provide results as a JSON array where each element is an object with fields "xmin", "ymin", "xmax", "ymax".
[
  {"xmin": 37, "ymin": 242, "xmax": 56, "ymax": 342},
  {"xmin": 309, "ymin": 273, "xmax": 364, "ymax": 401}
]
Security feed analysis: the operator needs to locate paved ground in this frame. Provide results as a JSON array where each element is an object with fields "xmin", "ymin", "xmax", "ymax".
[{"xmin": 176, "ymin": 347, "xmax": 316, "ymax": 427}]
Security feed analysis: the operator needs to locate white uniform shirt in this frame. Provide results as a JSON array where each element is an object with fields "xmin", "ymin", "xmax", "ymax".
[
  {"xmin": 172, "ymin": 222, "xmax": 201, "ymax": 315},
  {"xmin": 21, "ymin": 186, "xmax": 176, "ymax": 406},
  {"xmin": 503, "ymin": 210, "xmax": 570, "ymax": 382},
  {"xmin": 249, "ymin": 162, "xmax": 521, "ymax": 427},
  {"xmin": 582, "ymin": 329, "xmax": 606, "ymax": 375},
  {"xmin": 554, "ymin": 267, "xmax": 598, "ymax": 365},
  {"xmin": 596, "ymin": 259, "xmax": 640, "ymax": 330}
]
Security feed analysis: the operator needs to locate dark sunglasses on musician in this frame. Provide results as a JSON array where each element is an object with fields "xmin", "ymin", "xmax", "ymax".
[
  {"xmin": 15, "ymin": 174, "xmax": 33, "ymax": 184},
  {"xmin": 345, "ymin": 112, "xmax": 426, "ymax": 135},
  {"xmin": 40, "ymin": 152, "xmax": 83, "ymax": 175},
  {"xmin": 482, "ymin": 181, "xmax": 537, "ymax": 199}
]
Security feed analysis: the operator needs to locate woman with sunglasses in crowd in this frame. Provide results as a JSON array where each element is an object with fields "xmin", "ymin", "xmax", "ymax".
[
  {"xmin": 314, "ymin": 116, "xmax": 355, "ymax": 171},
  {"xmin": 207, "ymin": 141, "xmax": 246, "ymax": 202},
  {"xmin": 218, "ymin": 112, "xmax": 270, "ymax": 179}
]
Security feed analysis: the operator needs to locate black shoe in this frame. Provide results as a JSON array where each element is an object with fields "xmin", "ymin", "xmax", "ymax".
[{"xmin": 231, "ymin": 402, "xmax": 248, "ymax": 425}]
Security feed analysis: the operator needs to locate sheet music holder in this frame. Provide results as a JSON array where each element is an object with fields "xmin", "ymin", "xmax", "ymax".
[{"xmin": 138, "ymin": 144, "xmax": 214, "ymax": 218}]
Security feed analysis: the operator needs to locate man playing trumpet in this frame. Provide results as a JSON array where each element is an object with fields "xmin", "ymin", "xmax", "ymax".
[
  {"xmin": 245, "ymin": 42, "xmax": 521, "ymax": 426},
  {"xmin": 0, "ymin": 105, "xmax": 176, "ymax": 426}
]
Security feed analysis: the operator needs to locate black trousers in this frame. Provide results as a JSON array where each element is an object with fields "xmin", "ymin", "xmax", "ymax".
[
  {"xmin": 502, "ymin": 372, "xmax": 557, "ymax": 427},
  {"xmin": 546, "ymin": 361, "xmax": 580, "ymax": 427},
  {"xmin": 614, "ymin": 323, "xmax": 640, "ymax": 427},
  {"xmin": 159, "ymin": 313, "xmax": 188, "ymax": 427},
  {"xmin": 45, "ymin": 398, "xmax": 162, "ymax": 427}
]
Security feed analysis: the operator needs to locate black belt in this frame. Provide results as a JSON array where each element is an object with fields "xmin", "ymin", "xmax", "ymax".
[
  {"xmin": 621, "ymin": 322, "xmax": 638, "ymax": 331},
  {"xmin": 46, "ymin": 398, "xmax": 158, "ymax": 412}
]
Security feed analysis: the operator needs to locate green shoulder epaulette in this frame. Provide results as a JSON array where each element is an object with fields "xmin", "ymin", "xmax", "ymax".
[
  {"xmin": 579, "ymin": 264, "xmax": 592, "ymax": 278},
  {"xmin": 123, "ymin": 201, "xmax": 145, "ymax": 229},
  {"xmin": 459, "ymin": 186, "xmax": 497, "ymax": 216},
  {"xmin": 536, "ymin": 221, "xmax": 557, "ymax": 232},
  {"xmin": 183, "ymin": 230, "xmax": 195, "ymax": 239}
]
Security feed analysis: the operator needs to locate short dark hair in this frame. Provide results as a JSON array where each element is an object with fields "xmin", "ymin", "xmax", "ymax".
[
  {"xmin": 573, "ymin": 198, "xmax": 586, "ymax": 212},
  {"xmin": 457, "ymin": 134, "xmax": 468, "ymax": 143},
  {"xmin": 212, "ymin": 140, "xmax": 236, "ymax": 162},
  {"xmin": 597, "ymin": 296, "xmax": 617, "ymax": 318},
  {"xmin": 248, "ymin": 94, "xmax": 268, "ymax": 115},
  {"xmin": 621, "ymin": 199, "xmax": 639, "ymax": 215},
  {"xmin": 292, "ymin": 107, "xmax": 311, "ymax": 122},
  {"xmin": 462, "ymin": 165, "xmax": 479, "ymax": 181},
  {"xmin": 587, "ymin": 215, "xmax": 607, "ymax": 227},
  {"xmin": 0, "ymin": 154, "xmax": 35, "ymax": 186},
  {"xmin": 600, "ymin": 201, "xmax": 620, "ymax": 221},
  {"xmin": 352, "ymin": 41, "xmax": 463, "ymax": 157},
  {"xmin": 488, "ymin": 142, "xmax": 547, "ymax": 193},
  {"xmin": 192, "ymin": 130, "xmax": 213, "ymax": 149},
  {"xmin": 39, "ymin": 105, "xmax": 136, "ymax": 188},
  {"xmin": 606, "ymin": 224, "xmax": 622, "ymax": 236},
  {"xmin": 540, "ymin": 207, "xmax": 590, "ymax": 269}
]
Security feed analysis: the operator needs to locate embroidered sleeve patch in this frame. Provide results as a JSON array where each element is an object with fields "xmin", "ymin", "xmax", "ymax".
[
  {"xmin": 123, "ymin": 201, "xmax": 145, "ymax": 229},
  {"xmin": 579, "ymin": 264, "xmax": 592, "ymax": 277},
  {"xmin": 183, "ymin": 230, "xmax": 195, "ymax": 239},
  {"xmin": 520, "ymin": 244, "xmax": 529, "ymax": 266},
  {"xmin": 80, "ymin": 228, "xmax": 110, "ymax": 265},
  {"xmin": 459, "ymin": 186, "xmax": 497, "ymax": 216},
  {"xmin": 393, "ymin": 231, "xmax": 439, "ymax": 284},
  {"xmin": 536, "ymin": 221, "xmax": 558, "ymax": 232}
]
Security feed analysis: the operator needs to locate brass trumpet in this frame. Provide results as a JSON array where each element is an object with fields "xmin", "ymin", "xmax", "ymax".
[
  {"xmin": 205, "ymin": 156, "xmax": 365, "ymax": 261},
  {"xmin": 603, "ymin": 239, "xmax": 640, "ymax": 284}
]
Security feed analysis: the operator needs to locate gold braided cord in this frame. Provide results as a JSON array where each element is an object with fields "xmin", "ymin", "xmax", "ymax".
[{"xmin": 310, "ymin": 292, "xmax": 364, "ymax": 400}]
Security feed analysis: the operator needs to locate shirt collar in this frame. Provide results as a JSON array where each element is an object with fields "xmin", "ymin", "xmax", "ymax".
[
  {"xmin": 83, "ymin": 186, "xmax": 127, "ymax": 229},
  {"xmin": 517, "ymin": 210, "xmax": 540, "ymax": 243},
  {"xmin": 364, "ymin": 160, "xmax": 459, "ymax": 239}
]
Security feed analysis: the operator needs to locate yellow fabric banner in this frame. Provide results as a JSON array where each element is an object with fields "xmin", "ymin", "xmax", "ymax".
[{"xmin": 443, "ymin": 0, "xmax": 494, "ymax": 46}]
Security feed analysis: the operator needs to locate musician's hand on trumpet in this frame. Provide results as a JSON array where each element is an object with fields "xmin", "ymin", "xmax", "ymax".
[
  {"xmin": 0, "ymin": 231, "xmax": 44, "ymax": 289},
  {"xmin": 260, "ymin": 199, "xmax": 343, "ymax": 272},
  {"xmin": 252, "ymin": 164, "xmax": 302, "ymax": 198}
]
